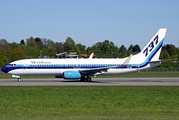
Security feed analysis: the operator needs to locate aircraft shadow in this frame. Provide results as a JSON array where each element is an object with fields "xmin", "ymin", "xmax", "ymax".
[{"xmin": 61, "ymin": 80, "xmax": 106, "ymax": 83}]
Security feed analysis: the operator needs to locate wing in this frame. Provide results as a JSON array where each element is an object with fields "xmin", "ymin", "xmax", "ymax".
[{"xmin": 79, "ymin": 54, "xmax": 133, "ymax": 76}]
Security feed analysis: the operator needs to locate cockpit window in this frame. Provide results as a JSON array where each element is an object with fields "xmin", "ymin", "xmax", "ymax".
[{"xmin": 9, "ymin": 64, "xmax": 16, "ymax": 66}]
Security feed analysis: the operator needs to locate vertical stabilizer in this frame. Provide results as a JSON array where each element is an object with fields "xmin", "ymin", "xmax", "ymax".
[
  {"xmin": 130, "ymin": 28, "xmax": 167, "ymax": 65},
  {"xmin": 141, "ymin": 28, "xmax": 167, "ymax": 62}
]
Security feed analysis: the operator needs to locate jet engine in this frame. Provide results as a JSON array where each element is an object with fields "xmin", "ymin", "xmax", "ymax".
[{"xmin": 63, "ymin": 71, "xmax": 81, "ymax": 79}]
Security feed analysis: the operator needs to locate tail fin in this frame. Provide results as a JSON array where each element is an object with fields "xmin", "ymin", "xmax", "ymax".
[
  {"xmin": 141, "ymin": 28, "xmax": 167, "ymax": 62},
  {"xmin": 131, "ymin": 28, "xmax": 167, "ymax": 64}
]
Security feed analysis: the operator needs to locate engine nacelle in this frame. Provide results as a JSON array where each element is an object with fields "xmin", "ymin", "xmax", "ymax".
[{"xmin": 63, "ymin": 71, "xmax": 81, "ymax": 79}]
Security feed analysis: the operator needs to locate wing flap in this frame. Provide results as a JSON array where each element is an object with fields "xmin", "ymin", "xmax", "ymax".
[{"xmin": 79, "ymin": 66, "xmax": 110, "ymax": 75}]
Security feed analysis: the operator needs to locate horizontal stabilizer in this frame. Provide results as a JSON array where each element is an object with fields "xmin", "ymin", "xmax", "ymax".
[{"xmin": 149, "ymin": 58, "xmax": 177, "ymax": 63}]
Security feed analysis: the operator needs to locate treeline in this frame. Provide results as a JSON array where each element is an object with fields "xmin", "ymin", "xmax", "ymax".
[{"xmin": 0, "ymin": 36, "xmax": 179, "ymax": 67}]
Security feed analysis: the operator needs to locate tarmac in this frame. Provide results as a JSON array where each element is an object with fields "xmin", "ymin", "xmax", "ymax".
[{"xmin": 0, "ymin": 77, "xmax": 179, "ymax": 86}]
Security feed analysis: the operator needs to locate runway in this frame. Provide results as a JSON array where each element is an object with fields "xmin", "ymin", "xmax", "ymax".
[{"xmin": 0, "ymin": 78, "xmax": 179, "ymax": 86}]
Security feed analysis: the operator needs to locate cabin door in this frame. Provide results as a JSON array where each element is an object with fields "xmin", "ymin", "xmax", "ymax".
[{"xmin": 22, "ymin": 63, "xmax": 27, "ymax": 69}]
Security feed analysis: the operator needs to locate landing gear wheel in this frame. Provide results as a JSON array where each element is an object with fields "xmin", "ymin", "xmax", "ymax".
[
  {"xmin": 86, "ymin": 77, "xmax": 91, "ymax": 82},
  {"xmin": 17, "ymin": 78, "xmax": 21, "ymax": 82},
  {"xmin": 80, "ymin": 76, "xmax": 86, "ymax": 82}
]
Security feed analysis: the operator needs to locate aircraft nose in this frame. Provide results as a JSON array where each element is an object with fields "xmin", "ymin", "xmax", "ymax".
[{"xmin": 1, "ymin": 67, "xmax": 9, "ymax": 73}]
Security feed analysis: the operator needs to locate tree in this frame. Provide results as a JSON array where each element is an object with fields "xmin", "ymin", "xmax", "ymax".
[
  {"xmin": 63, "ymin": 37, "xmax": 75, "ymax": 53},
  {"xmin": 87, "ymin": 42, "xmax": 104, "ymax": 58},
  {"xmin": 0, "ymin": 49, "xmax": 8, "ymax": 67},
  {"xmin": 76, "ymin": 43, "xmax": 86, "ymax": 54},
  {"xmin": 10, "ymin": 42, "xmax": 19, "ymax": 49},
  {"xmin": 41, "ymin": 38, "xmax": 48, "ymax": 47},
  {"xmin": 55, "ymin": 42, "xmax": 64, "ymax": 53},
  {"xmin": 92, "ymin": 42, "xmax": 103, "ymax": 58},
  {"xmin": 47, "ymin": 39, "xmax": 57, "ymax": 56},
  {"xmin": 133, "ymin": 44, "xmax": 141, "ymax": 52},
  {"xmin": 87, "ymin": 47, "xmax": 94, "ymax": 55},
  {"xmin": 41, "ymin": 48, "xmax": 49, "ymax": 56},
  {"xmin": 26, "ymin": 37, "xmax": 36, "ymax": 47},
  {"xmin": 119, "ymin": 45, "xmax": 127, "ymax": 57},
  {"xmin": 127, "ymin": 50, "xmax": 133, "ymax": 56},
  {"xmin": 0, "ymin": 39, "xmax": 10, "ymax": 50},
  {"xmin": 35, "ymin": 37, "xmax": 44, "ymax": 50},
  {"xmin": 63, "ymin": 37, "xmax": 79, "ymax": 54},
  {"xmin": 27, "ymin": 47, "xmax": 39, "ymax": 58},
  {"xmin": 7, "ymin": 48, "xmax": 27, "ymax": 62},
  {"xmin": 128, "ymin": 45, "xmax": 133, "ymax": 52},
  {"xmin": 163, "ymin": 44, "xmax": 177, "ymax": 57},
  {"xmin": 98, "ymin": 40, "xmax": 117, "ymax": 58},
  {"xmin": 20, "ymin": 39, "xmax": 25, "ymax": 45},
  {"xmin": 160, "ymin": 49, "xmax": 170, "ymax": 59},
  {"xmin": 112, "ymin": 46, "xmax": 119, "ymax": 58},
  {"xmin": 26, "ymin": 37, "xmax": 38, "ymax": 58},
  {"xmin": 87, "ymin": 40, "xmax": 119, "ymax": 58}
]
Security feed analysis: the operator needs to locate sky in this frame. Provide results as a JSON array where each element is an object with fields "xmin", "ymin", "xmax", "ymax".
[{"xmin": 1, "ymin": 0, "xmax": 179, "ymax": 49}]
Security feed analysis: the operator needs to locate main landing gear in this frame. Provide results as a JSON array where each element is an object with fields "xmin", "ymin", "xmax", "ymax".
[{"xmin": 80, "ymin": 76, "xmax": 92, "ymax": 82}]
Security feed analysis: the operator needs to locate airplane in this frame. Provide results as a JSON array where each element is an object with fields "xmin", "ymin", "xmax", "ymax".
[{"xmin": 1, "ymin": 28, "xmax": 167, "ymax": 82}]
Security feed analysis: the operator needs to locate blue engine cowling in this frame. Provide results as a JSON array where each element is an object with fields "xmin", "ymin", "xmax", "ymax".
[{"xmin": 63, "ymin": 71, "xmax": 81, "ymax": 79}]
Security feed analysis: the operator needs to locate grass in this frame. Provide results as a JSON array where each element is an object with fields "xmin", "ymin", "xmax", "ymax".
[
  {"xmin": 0, "ymin": 71, "xmax": 179, "ymax": 79},
  {"xmin": 0, "ymin": 87, "xmax": 179, "ymax": 120}
]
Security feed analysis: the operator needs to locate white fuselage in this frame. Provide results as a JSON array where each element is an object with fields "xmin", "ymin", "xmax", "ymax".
[{"xmin": 7, "ymin": 58, "xmax": 158, "ymax": 77}]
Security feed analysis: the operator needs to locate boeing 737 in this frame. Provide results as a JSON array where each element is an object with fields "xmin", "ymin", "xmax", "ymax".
[{"xmin": 1, "ymin": 28, "xmax": 167, "ymax": 82}]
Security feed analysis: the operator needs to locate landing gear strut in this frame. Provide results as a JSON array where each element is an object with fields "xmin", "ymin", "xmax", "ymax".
[{"xmin": 80, "ymin": 76, "xmax": 86, "ymax": 82}]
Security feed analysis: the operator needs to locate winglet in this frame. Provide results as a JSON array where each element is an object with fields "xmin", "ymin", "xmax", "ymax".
[
  {"xmin": 123, "ymin": 54, "xmax": 133, "ymax": 65},
  {"xmin": 89, "ymin": 53, "xmax": 94, "ymax": 59}
]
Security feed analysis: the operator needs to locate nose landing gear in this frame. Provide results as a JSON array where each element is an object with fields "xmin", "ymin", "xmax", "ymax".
[
  {"xmin": 17, "ymin": 78, "xmax": 21, "ymax": 82},
  {"xmin": 11, "ymin": 75, "xmax": 21, "ymax": 82}
]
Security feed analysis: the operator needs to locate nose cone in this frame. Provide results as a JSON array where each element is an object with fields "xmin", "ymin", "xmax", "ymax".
[{"xmin": 1, "ymin": 67, "xmax": 9, "ymax": 73}]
